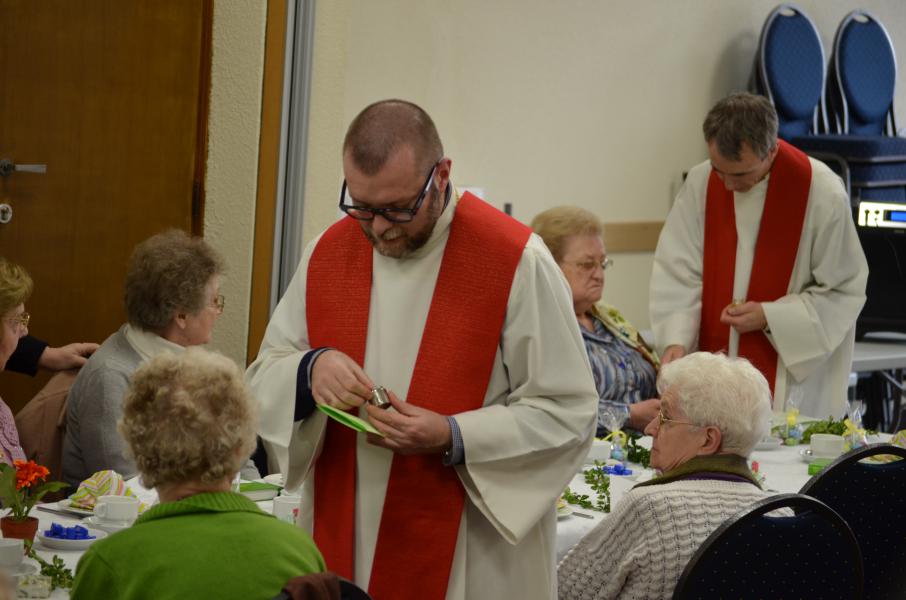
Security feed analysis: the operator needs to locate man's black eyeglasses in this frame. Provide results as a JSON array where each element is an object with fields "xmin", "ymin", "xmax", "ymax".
[{"xmin": 339, "ymin": 162, "xmax": 439, "ymax": 223}]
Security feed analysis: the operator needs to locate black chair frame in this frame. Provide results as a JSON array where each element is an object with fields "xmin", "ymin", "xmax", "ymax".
[{"xmin": 673, "ymin": 493, "xmax": 864, "ymax": 600}]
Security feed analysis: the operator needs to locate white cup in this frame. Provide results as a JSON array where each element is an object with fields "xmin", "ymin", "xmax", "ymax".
[
  {"xmin": 95, "ymin": 495, "xmax": 140, "ymax": 524},
  {"xmin": 810, "ymin": 433, "xmax": 845, "ymax": 459},
  {"xmin": 0, "ymin": 539, "xmax": 24, "ymax": 568},
  {"xmin": 272, "ymin": 495, "xmax": 301, "ymax": 525}
]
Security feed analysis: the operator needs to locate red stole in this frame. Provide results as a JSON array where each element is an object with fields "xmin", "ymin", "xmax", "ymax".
[
  {"xmin": 306, "ymin": 193, "xmax": 531, "ymax": 600},
  {"xmin": 700, "ymin": 140, "xmax": 811, "ymax": 393}
]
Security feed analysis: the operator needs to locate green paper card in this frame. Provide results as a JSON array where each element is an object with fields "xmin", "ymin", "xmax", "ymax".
[{"xmin": 318, "ymin": 404, "xmax": 384, "ymax": 436}]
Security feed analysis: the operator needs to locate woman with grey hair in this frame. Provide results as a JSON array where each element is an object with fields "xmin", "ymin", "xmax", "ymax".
[
  {"xmin": 71, "ymin": 349, "xmax": 326, "ymax": 599},
  {"xmin": 531, "ymin": 206, "xmax": 660, "ymax": 433},
  {"xmin": 62, "ymin": 229, "xmax": 232, "ymax": 487},
  {"xmin": 558, "ymin": 352, "xmax": 774, "ymax": 600}
]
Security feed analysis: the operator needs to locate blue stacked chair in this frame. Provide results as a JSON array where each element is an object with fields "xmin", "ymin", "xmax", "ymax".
[
  {"xmin": 752, "ymin": 4, "xmax": 906, "ymax": 338},
  {"xmin": 795, "ymin": 9, "xmax": 906, "ymax": 203},
  {"xmin": 751, "ymin": 4, "xmax": 828, "ymax": 140}
]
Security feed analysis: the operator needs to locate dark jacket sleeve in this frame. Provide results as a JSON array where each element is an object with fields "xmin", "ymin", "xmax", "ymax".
[{"xmin": 5, "ymin": 335, "xmax": 48, "ymax": 376}]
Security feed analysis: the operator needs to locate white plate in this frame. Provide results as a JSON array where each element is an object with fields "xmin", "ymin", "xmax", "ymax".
[
  {"xmin": 557, "ymin": 505, "xmax": 573, "ymax": 519},
  {"xmin": 754, "ymin": 437, "xmax": 783, "ymax": 451},
  {"xmin": 81, "ymin": 516, "xmax": 131, "ymax": 534},
  {"xmin": 53, "ymin": 500, "xmax": 94, "ymax": 517},
  {"xmin": 38, "ymin": 528, "xmax": 107, "ymax": 551}
]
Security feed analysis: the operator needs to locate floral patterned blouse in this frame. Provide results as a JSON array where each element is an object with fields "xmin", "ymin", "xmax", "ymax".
[{"xmin": 582, "ymin": 302, "xmax": 659, "ymax": 436}]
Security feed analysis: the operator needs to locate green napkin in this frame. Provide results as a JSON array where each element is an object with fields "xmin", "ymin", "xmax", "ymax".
[{"xmin": 318, "ymin": 404, "xmax": 384, "ymax": 436}]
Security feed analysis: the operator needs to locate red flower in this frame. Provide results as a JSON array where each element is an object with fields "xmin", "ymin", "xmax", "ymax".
[{"xmin": 13, "ymin": 460, "xmax": 49, "ymax": 491}]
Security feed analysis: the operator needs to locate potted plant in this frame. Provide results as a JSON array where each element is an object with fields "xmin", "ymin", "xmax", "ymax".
[{"xmin": 0, "ymin": 460, "xmax": 67, "ymax": 543}]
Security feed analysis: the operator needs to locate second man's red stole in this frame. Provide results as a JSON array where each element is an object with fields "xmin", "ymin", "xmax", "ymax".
[
  {"xmin": 700, "ymin": 139, "xmax": 811, "ymax": 393},
  {"xmin": 305, "ymin": 192, "xmax": 531, "ymax": 599}
]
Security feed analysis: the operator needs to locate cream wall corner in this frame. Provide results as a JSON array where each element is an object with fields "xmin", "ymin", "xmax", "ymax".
[
  {"xmin": 301, "ymin": 0, "xmax": 354, "ymax": 249},
  {"xmin": 204, "ymin": 0, "xmax": 267, "ymax": 364}
]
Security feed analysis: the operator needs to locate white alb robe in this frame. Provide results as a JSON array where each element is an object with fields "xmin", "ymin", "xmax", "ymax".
[
  {"xmin": 650, "ymin": 158, "xmax": 868, "ymax": 417},
  {"xmin": 246, "ymin": 192, "xmax": 598, "ymax": 599}
]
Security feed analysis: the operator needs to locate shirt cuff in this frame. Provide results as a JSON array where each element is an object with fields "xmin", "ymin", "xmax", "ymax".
[
  {"xmin": 293, "ymin": 347, "xmax": 333, "ymax": 422},
  {"xmin": 442, "ymin": 416, "xmax": 465, "ymax": 466}
]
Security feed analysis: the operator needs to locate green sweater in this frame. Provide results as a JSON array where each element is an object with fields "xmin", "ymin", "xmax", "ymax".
[{"xmin": 71, "ymin": 492, "xmax": 325, "ymax": 600}]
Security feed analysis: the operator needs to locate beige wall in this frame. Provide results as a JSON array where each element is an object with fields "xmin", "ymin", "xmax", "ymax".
[
  {"xmin": 301, "ymin": 0, "xmax": 906, "ymax": 333},
  {"xmin": 204, "ymin": 0, "xmax": 267, "ymax": 363}
]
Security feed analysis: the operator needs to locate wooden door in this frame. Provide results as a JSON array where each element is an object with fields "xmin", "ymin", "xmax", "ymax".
[{"xmin": 0, "ymin": 1, "xmax": 212, "ymax": 410}]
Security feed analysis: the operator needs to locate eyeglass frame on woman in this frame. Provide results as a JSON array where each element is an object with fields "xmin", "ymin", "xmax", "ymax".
[
  {"xmin": 655, "ymin": 409, "xmax": 695, "ymax": 429},
  {"xmin": 339, "ymin": 161, "xmax": 440, "ymax": 223},
  {"xmin": 212, "ymin": 294, "xmax": 225, "ymax": 314},
  {"xmin": 3, "ymin": 312, "xmax": 30, "ymax": 330},
  {"xmin": 563, "ymin": 257, "xmax": 614, "ymax": 273}
]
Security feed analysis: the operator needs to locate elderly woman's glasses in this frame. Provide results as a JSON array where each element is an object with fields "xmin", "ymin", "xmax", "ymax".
[
  {"xmin": 565, "ymin": 257, "xmax": 614, "ymax": 273},
  {"xmin": 212, "ymin": 295, "xmax": 225, "ymax": 314},
  {"xmin": 3, "ymin": 312, "xmax": 29, "ymax": 330},
  {"xmin": 656, "ymin": 410, "xmax": 694, "ymax": 428},
  {"xmin": 339, "ymin": 162, "xmax": 439, "ymax": 223}
]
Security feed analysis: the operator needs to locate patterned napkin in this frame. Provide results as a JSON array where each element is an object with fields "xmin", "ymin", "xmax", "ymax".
[
  {"xmin": 68, "ymin": 470, "xmax": 147, "ymax": 511},
  {"xmin": 870, "ymin": 430, "xmax": 906, "ymax": 463}
]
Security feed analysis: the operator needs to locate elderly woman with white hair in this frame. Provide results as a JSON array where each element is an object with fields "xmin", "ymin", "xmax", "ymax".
[
  {"xmin": 71, "ymin": 348, "xmax": 325, "ymax": 600},
  {"xmin": 557, "ymin": 352, "xmax": 774, "ymax": 600}
]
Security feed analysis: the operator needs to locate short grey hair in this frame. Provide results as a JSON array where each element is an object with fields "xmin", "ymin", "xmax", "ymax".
[
  {"xmin": 702, "ymin": 92, "xmax": 779, "ymax": 161},
  {"xmin": 124, "ymin": 230, "xmax": 223, "ymax": 333},
  {"xmin": 657, "ymin": 352, "xmax": 772, "ymax": 457}
]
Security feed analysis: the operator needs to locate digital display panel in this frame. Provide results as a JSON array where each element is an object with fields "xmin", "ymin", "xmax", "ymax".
[{"xmin": 887, "ymin": 211, "xmax": 906, "ymax": 222}]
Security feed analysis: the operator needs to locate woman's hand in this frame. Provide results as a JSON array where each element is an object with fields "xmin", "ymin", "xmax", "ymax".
[
  {"xmin": 628, "ymin": 398, "xmax": 661, "ymax": 430},
  {"xmin": 660, "ymin": 345, "xmax": 686, "ymax": 365},
  {"xmin": 38, "ymin": 342, "xmax": 99, "ymax": 370}
]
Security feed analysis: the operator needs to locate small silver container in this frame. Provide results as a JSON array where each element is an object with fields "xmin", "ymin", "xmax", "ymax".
[{"xmin": 370, "ymin": 386, "xmax": 391, "ymax": 409}]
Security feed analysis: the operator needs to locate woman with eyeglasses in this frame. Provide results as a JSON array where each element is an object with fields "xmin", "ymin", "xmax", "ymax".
[
  {"xmin": 61, "ymin": 230, "xmax": 241, "ymax": 488},
  {"xmin": 558, "ymin": 352, "xmax": 774, "ymax": 599},
  {"xmin": 531, "ymin": 206, "xmax": 660, "ymax": 433},
  {"xmin": 0, "ymin": 257, "xmax": 33, "ymax": 464}
]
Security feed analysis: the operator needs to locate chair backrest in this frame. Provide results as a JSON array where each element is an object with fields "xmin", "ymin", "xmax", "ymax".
[
  {"xmin": 755, "ymin": 4, "xmax": 827, "ymax": 140},
  {"xmin": 800, "ymin": 443, "xmax": 906, "ymax": 599},
  {"xmin": 14, "ymin": 369, "xmax": 78, "ymax": 495},
  {"xmin": 827, "ymin": 10, "xmax": 898, "ymax": 136},
  {"xmin": 272, "ymin": 572, "xmax": 372, "ymax": 600},
  {"xmin": 673, "ymin": 493, "xmax": 863, "ymax": 600}
]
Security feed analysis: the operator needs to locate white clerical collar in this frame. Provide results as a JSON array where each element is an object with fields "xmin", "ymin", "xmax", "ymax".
[{"xmin": 123, "ymin": 323, "xmax": 186, "ymax": 363}]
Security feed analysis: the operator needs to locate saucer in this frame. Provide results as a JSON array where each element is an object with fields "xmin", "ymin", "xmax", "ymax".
[
  {"xmin": 799, "ymin": 448, "xmax": 839, "ymax": 464},
  {"xmin": 39, "ymin": 528, "xmax": 107, "ymax": 551},
  {"xmin": 754, "ymin": 437, "xmax": 782, "ymax": 451},
  {"xmin": 82, "ymin": 516, "xmax": 131, "ymax": 533}
]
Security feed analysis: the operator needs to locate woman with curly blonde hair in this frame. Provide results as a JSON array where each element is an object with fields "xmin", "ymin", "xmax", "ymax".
[
  {"xmin": 71, "ymin": 348, "xmax": 326, "ymax": 600},
  {"xmin": 0, "ymin": 257, "xmax": 33, "ymax": 464}
]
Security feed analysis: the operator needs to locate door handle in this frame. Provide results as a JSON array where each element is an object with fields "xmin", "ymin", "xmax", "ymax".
[{"xmin": 0, "ymin": 159, "xmax": 47, "ymax": 177}]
